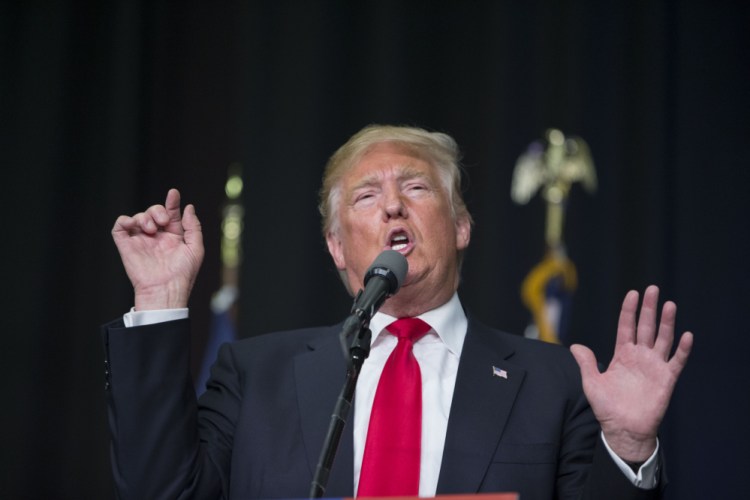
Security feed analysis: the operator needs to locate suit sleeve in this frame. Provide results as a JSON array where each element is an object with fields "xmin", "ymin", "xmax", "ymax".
[
  {"xmin": 558, "ymin": 361, "xmax": 666, "ymax": 500},
  {"xmin": 582, "ymin": 435, "xmax": 666, "ymax": 500},
  {"xmin": 102, "ymin": 318, "xmax": 241, "ymax": 499}
]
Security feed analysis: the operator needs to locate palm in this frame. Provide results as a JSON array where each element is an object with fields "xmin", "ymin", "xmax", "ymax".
[
  {"xmin": 571, "ymin": 286, "xmax": 693, "ymax": 461},
  {"xmin": 583, "ymin": 340, "xmax": 679, "ymax": 438}
]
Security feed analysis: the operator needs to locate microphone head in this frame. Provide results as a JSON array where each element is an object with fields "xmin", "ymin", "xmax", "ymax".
[{"xmin": 364, "ymin": 250, "xmax": 408, "ymax": 295}]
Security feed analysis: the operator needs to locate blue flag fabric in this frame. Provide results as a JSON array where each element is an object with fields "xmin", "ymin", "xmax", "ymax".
[{"xmin": 195, "ymin": 308, "xmax": 237, "ymax": 396}]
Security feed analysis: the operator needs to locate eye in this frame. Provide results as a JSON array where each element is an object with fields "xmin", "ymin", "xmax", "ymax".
[
  {"xmin": 404, "ymin": 182, "xmax": 429, "ymax": 195},
  {"xmin": 353, "ymin": 190, "xmax": 377, "ymax": 206}
]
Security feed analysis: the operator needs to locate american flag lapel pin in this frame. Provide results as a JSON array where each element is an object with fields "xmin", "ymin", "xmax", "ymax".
[{"xmin": 492, "ymin": 366, "xmax": 508, "ymax": 379}]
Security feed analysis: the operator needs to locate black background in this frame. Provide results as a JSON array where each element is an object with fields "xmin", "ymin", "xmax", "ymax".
[{"xmin": 2, "ymin": 2, "xmax": 748, "ymax": 498}]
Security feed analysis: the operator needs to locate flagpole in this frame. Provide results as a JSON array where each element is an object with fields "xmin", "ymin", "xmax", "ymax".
[
  {"xmin": 195, "ymin": 163, "xmax": 244, "ymax": 395},
  {"xmin": 511, "ymin": 129, "xmax": 597, "ymax": 344}
]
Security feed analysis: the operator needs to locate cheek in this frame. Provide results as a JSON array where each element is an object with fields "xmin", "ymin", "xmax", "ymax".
[
  {"xmin": 419, "ymin": 229, "xmax": 448, "ymax": 257},
  {"xmin": 342, "ymin": 213, "xmax": 380, "ymax": 237},
  {"xmin": 424, "ymin": 208, "xmax": 457, "ymax": 239}
]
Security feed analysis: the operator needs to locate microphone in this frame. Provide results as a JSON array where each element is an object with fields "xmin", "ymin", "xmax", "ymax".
[
  {"xmin": 351, "ymin": 249, "xmax": 408, "ymax": 321},
  {"xmin": 309, "ymin": 250, "xmax": 408, "ymax": 498}
]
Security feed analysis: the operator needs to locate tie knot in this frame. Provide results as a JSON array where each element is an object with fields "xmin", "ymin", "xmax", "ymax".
[{"xmin": 386, "ymin": 317, "xmax": 431, "ymax": 342}]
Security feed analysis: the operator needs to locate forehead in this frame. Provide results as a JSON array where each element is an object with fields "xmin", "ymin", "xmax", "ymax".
[{"xmin": 341, "ymin": 142, "xmax": 438, "ymax": 187}]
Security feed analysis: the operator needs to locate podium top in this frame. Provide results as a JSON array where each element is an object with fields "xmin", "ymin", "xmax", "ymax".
[{"xmin": 342, "ymin": 494, "xmax": 518, "ymax": 500}]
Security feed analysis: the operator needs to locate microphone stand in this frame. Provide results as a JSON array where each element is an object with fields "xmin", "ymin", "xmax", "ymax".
[
  {"xmin": 308, "ymin": 251, "xmax": 405, "ymax": 498},
  {"xmin": 308, "ymin": 309, "xmax": 372, "ymax": 498}
]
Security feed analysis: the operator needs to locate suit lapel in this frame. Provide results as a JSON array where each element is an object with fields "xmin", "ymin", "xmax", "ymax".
[
  {"xmin": 294, "ymin": 327, "xmax": 354, "ymax": 496},
  {"xmin": 437, "ymin": 318, "xmax": 526, "ymax": 493}
]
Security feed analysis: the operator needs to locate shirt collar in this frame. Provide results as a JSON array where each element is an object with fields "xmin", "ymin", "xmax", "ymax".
[{"xmin": 369, "ymin": 292, "xmax": 467, "ymax": 357}]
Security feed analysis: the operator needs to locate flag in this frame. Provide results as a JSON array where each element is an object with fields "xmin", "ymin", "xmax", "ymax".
[
  {"xmin": 521, "ymin": 250, "xmax": 577, "ymax": 345},
  {"xmin": 511, "ymin": 130, "xmax": 595, "ymax": 346},
  {"xmin": 196, "ymin": 163, "xmax": 244, "ymax": 395},
  {"xmin": 195, "ymin": 285, "xmax": 238, "ymax": 396}
]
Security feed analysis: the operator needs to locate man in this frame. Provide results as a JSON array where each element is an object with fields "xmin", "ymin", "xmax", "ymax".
[{"xmin": 105, "ymin": 125, "xmax": 692, "ymax": 499}]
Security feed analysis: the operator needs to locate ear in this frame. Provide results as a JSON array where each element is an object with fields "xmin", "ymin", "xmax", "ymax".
[
  {"xmin": 455, "ymin": 214, "xmax": 471, "ymax": 251},
  {"xmin": 325, "ymin": 231, "xmax": 347, "ymax": 270}
]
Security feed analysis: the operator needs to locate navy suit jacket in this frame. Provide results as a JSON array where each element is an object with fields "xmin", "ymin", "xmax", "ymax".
[{"xmin": 103, "ymin": 315, "xmax": 663, "ymax": 500}]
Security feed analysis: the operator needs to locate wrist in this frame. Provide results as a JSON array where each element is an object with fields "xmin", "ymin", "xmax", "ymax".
[
  {"xmin": 134, "ymin": 282, "xmax": 191, "ymax": 310},
  {"xmin": 602, "ymin": 430, "xmax": 657, "ymax": 463}
]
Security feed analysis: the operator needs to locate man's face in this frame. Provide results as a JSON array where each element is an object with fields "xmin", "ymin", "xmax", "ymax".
[{"xmin": 326, "ymin": 142, "xmax": 471, "ymax": 316}]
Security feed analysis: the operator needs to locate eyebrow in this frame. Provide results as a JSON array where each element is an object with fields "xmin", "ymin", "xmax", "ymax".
[{"xmin": 350, "ymin": 165, "xmax": 431, "ymax": 192}]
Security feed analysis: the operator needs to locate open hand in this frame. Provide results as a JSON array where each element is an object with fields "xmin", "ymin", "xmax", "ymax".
[{"xmin": 570, "ymin": 285, "xmax": 693, "ymax": 462}]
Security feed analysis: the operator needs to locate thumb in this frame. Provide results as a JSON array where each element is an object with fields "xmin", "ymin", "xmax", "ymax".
[
  {"xmin": 182, "ymin": 204, "xmax": 204, "ymax": 252},
  {"xmin": 570, "ymin": 344, "xmax": 599, "ymax": 381}
]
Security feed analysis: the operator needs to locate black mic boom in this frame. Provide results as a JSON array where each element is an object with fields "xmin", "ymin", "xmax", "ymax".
[
  {"xmin": 309, "ymin": 250, "xmax": 408, "ymax": 498},
  {"xmin": 351, "ymin": 249, "xmax": 408, "ymax": 321}
]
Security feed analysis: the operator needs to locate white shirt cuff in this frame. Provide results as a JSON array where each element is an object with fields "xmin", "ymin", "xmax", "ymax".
[
  {"xmin": 601, "ymin": 431, "xmax": 659, "ymax": 489},
  {"xmin": 122, "ymin": 307, "xmax": 189, "ymax": 327}
]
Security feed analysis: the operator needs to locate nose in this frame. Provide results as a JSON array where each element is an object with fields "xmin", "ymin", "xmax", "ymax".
[{"xmin": 382, "ymin": 186, "xmax": 407, "ymax": 220}]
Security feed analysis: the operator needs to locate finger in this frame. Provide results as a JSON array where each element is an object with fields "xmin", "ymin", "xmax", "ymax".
[
  {"xmin": 165, "ymin": 188, "xmax": 182, "ymax": 223},
  {"xmin": 653, "ymin": 301, "xmax": 676, "ymax": 360},
  {"xmin": 616, "ymin": 290, "xmax": 639, "ymax": 347},
  {"xmin": 112, "ymin": 215, "xmax": 145, "ymax": 244},
  {"xmin": 133, "ymin": 212, "xmax": 161, "ymax": 234},
  {"xmin": 570, "ymin": 344, "xmax": 600, "ymax": 381},
  {"xmin": 112, "ymin": 214, "xmax": 137, "ymax": 235},
  {"xmin": 158, "ymin": 188, "xmax": 188, "ymax": 235},
  {"xmin": 144, "ymin": 204, "xmax": 170, "ymax": 227},
  {"xmin": 142, "ymin": 189, "xmax": 183, "ymax": 234},
  {"xmin": 668, "ymin": 331, "xmax": 693, "ymax": 375},
  {"xmin": 636, "ymin": 285, "xmax": 660, "ymax": 347}
]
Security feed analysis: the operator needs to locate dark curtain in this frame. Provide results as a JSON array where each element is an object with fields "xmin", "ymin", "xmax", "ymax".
[{"xmin": 2, "ymin": 2, "xmax": 748, "ymax": 499}]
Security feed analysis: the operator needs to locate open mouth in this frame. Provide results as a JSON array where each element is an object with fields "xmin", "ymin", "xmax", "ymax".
[
  {"xmin": 387, "ymin": 229, "xmax": 412, "ymax": 253},
  {"xmin": 391, "ymin": 234, "xmax": 408, "ymax": 251}
]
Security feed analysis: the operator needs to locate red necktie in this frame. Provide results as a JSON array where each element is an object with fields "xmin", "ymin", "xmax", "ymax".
[{"xmin": 358, "ymin": 317, "xmax": 432, "ymax": 497}]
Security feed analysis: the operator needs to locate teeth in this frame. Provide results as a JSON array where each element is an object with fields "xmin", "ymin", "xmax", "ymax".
[{"xmin": 390, "ymin": 234, "xmax": 408, "ymax": 251}]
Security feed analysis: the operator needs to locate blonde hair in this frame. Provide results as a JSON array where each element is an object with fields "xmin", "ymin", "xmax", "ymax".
[{"xmin": 319, "ymin": 124, "xmax": 472, "ymax": 236}]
